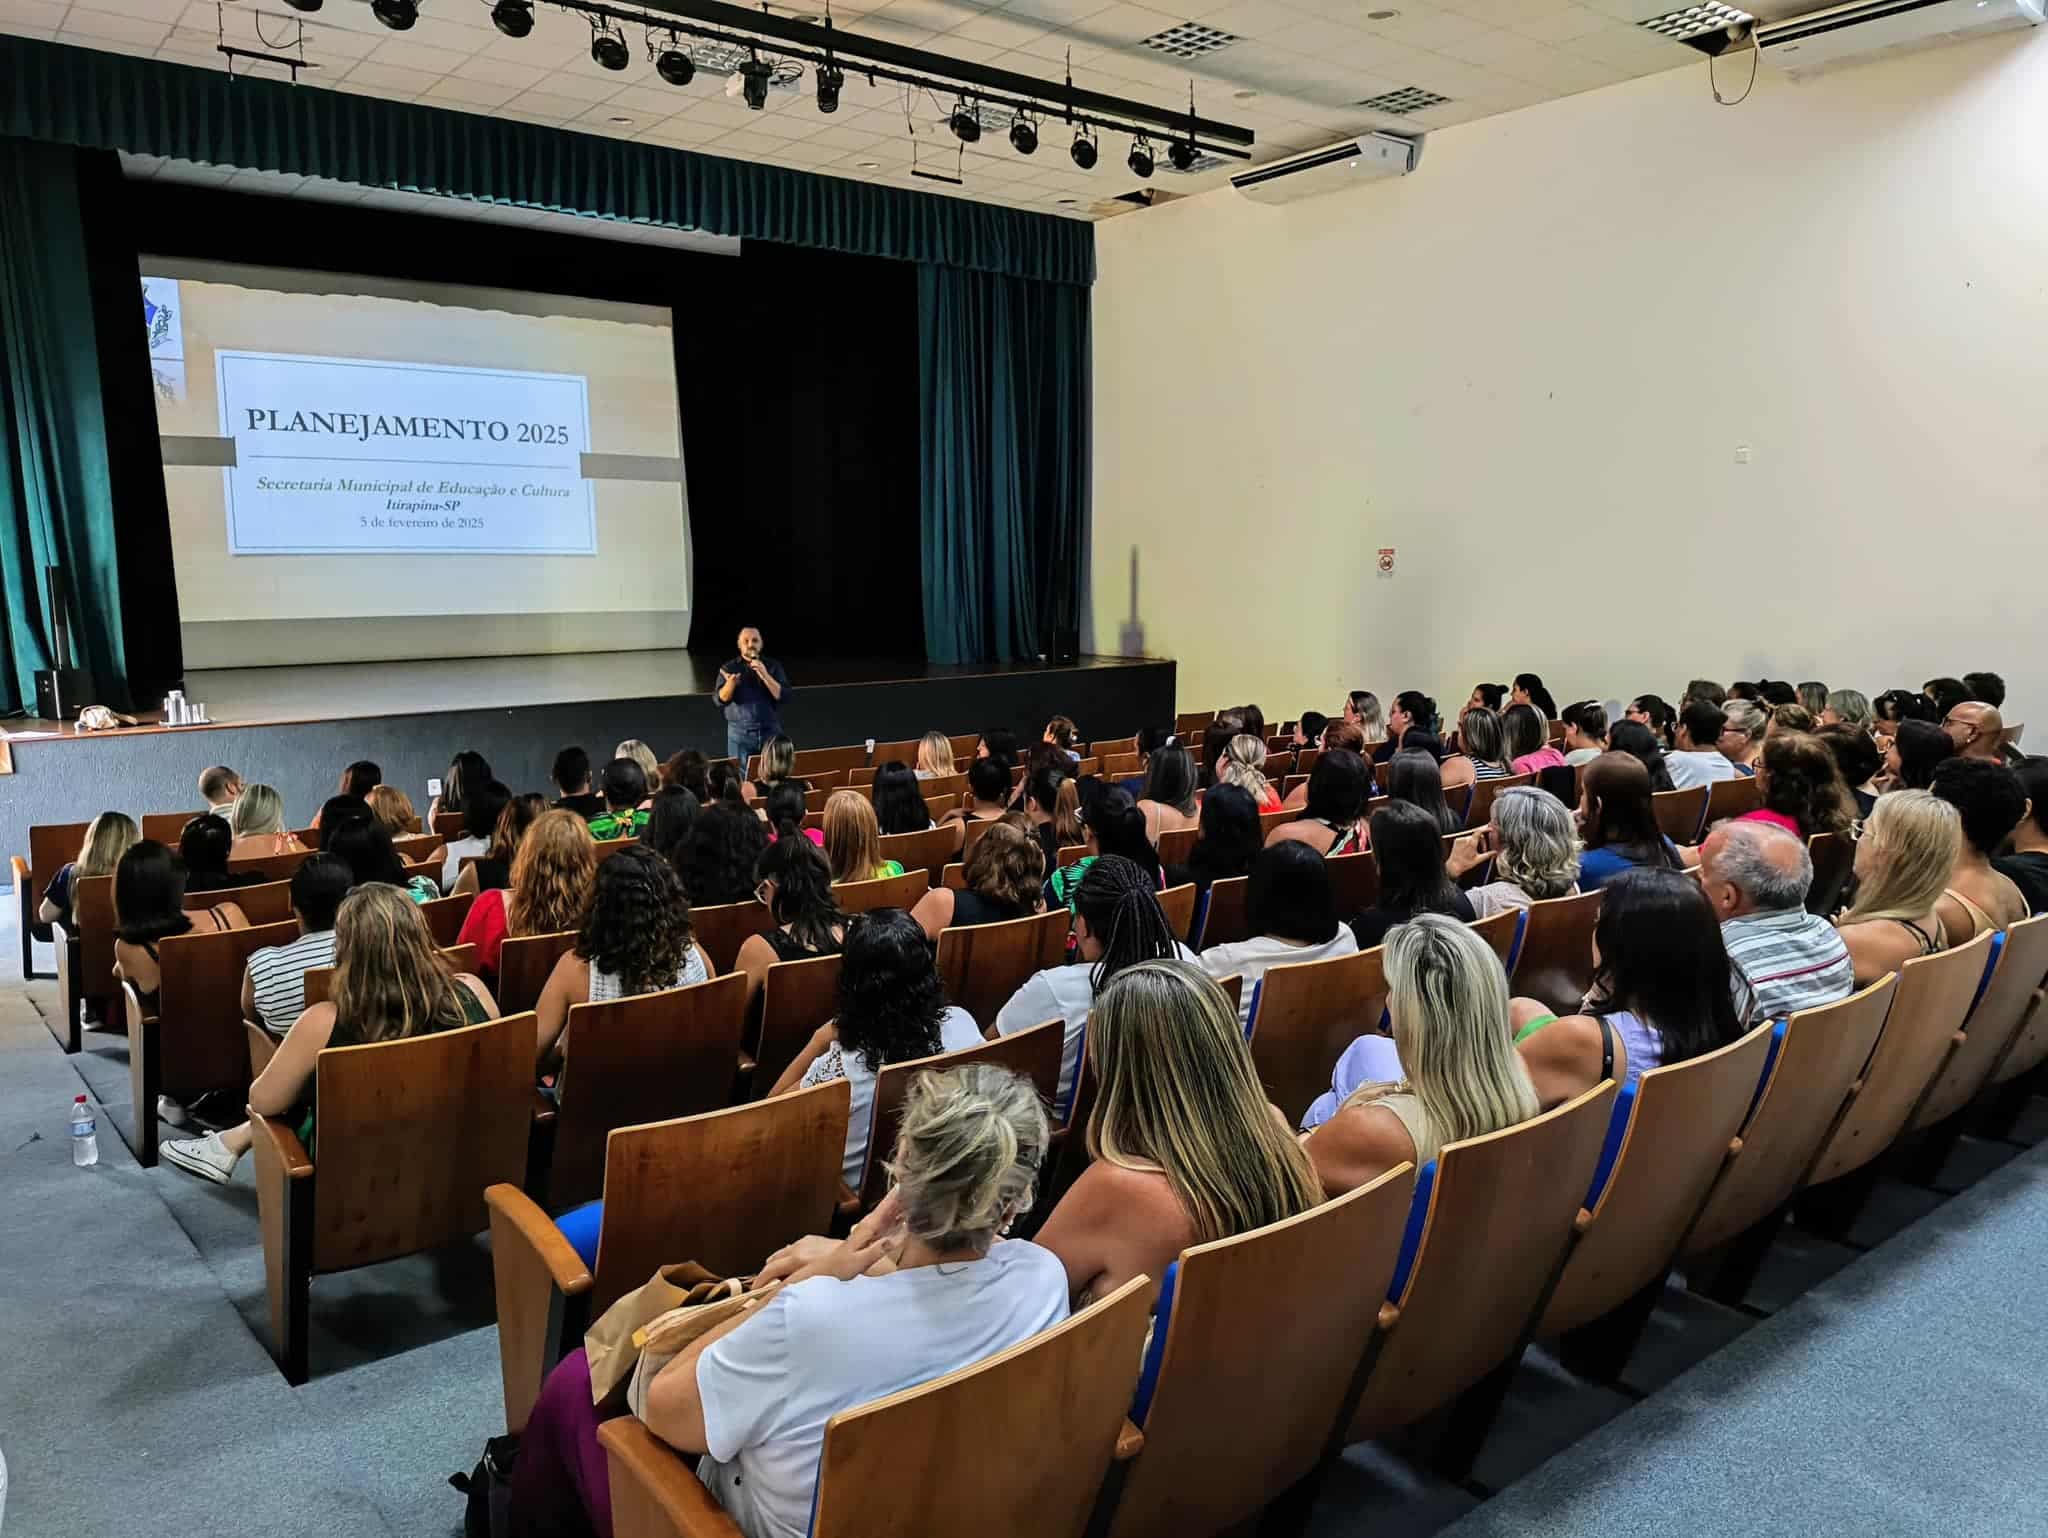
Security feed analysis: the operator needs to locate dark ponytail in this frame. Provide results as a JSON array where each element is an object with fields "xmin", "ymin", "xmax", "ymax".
[
  {"xmin": 765, "ymin": 780, "xmax": 808, "ymax": 845},
  {"xmin": 1074, "ymin": 854, "xmax": 1181, "ymax": 991}
]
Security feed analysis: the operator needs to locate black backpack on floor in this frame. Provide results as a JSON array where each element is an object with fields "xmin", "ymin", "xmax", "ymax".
[{"xmin": 450, "ymin": 1433, "xmax": 520, "ymax": 1538}]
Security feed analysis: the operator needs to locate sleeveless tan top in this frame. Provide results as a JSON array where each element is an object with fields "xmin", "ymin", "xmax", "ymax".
[{"xmin": 1344, "ymin": 1087, "xmax": 1442, "ymax": 1164}]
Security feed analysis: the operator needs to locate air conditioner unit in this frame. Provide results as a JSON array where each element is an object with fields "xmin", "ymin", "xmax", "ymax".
[
  {"xmin": 1230, "ymin": 133, "xmax": 1424, "ymax": 206},
  {"xmin": 1757, "ymin": 0, "xmax": 2043, "ymax": 77}
]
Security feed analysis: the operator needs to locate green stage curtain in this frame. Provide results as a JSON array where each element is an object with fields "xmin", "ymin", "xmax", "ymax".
[
  {"xmin": 0, "ymin": 137, "xmax": 129, "ymax": 714},
  {"xmin": 0, "ymin": 35, "xmax": 1093, "ymax": 288},
  {"xmin": 919, "ymin": 264, "xmax": 1090, "ymax": 665}
]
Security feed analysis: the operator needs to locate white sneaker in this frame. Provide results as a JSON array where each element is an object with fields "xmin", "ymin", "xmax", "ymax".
[
  {"xmin": 162, "ymin": 1131, "xmax": 239, "ymax": 1185},
  {"xmin": 157, "ymin": 1094, "xmax": 192, "ymax": 1130}
]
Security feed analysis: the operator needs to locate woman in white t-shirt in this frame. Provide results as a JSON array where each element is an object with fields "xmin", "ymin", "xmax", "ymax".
[
  {"xmin": 505, "ymin": 1065, "xmax": 1068, "ymax": 1538},
  {"xmin": 768, "ymin": 908, "xmax": 984, "ymax": 1186},
  {"xmin": 1200, "ymin": 840, "xmax": 1359, "ymax": 1028},
  {"xmin": 993, "ymin": 854, "xmax": 1196, "ymax": 1115}
]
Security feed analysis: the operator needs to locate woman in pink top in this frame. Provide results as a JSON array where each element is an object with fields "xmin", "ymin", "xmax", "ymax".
[
  {"xmin": 1737, "ymin": 731, "xmax": 1857, "ymax": 839},
  {"xmin": 1503, "ymin": 704, "xmax": 1566, "ymax": 776}
]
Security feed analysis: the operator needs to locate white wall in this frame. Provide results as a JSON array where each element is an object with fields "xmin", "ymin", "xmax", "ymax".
[{"xmin": 1087, "ymin": 30, "xmax": 2048, "ymax": 735}]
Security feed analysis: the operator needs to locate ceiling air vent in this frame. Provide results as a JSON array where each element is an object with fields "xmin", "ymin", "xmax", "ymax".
[
  {"xmin": 1352, "ymin": 85, "xmax": 1449, "ymax": 113},
  {"xmin": 1140, "ymin": 21, "xmax": 1238, "ymax": 56}
]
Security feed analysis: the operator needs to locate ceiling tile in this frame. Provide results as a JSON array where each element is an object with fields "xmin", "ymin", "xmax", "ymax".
[
  {"xmin": 366, "ymin": 37, "xmax": 474, "ymax": 72},
  {"xmin": 62, "ymin": 9, "xmax": 174, "ymax": 44},
  {"xmin": 342, "ymin": 58, "xmax": 446, "ymax": 93},
  {"xmin": 460, "ymin": 51, "xmax": 549, "ymax": 85},
  {"xmin": 0, "ymin": 0, "xmax": 64, "ymax": 24},
  {"xmin": 1509, "ymin": 1, "xmax": 1614, "ymax": 42},
  {"xmin": 420, "ymin": 73, "xmax": 524, "ymax": 106},
  {"xmin": 501, "ymin": 87, "xmax": 592, "ymax": 118}
]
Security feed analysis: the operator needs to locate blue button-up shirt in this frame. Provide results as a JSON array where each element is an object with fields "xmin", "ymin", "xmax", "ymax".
[{"xmin": 720, "ymin": 656, "xmax": 790, "ymax": 737}]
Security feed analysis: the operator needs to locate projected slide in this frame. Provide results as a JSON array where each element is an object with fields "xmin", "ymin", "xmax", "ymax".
[
  {"xmin": 145, "ymin": 258, "xmax": 697, "ymax": 667},
  {"xmin": 217, "ymin": 352, "xmax": 596, "ymax": 555}
]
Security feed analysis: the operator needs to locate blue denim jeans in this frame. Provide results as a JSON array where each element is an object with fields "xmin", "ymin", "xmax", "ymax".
[{"xmin": 726, "ymin": 724, "xmax": 766, "ymax": 766}]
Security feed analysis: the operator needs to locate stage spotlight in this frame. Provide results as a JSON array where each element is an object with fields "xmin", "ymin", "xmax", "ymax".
[
  {"xmin": 948, "ymin": 101, "xmax": 980, "ymax": 143},
  {"xmin": 590, "ymin": 24, "xmax": 628, "ymax": 69},
  {"xmin": 1070, "ymin": 128, "xmax": 1097, "ymax": 170},
  {"xmin": 1168, "ymin": 138, "xmax": 1196, "ymax": 171},
  {"xmin": 738, "ymin": 54, "xmax": 773, "ymax": 109},
  {"xmin": 1127, "ymin": 137, "xmax": 1154, "ymax": 178},
  {"xmin": 490, "ymin": 0, "xmax": 532, "ymax": 35},
  {"xmin": 1009, "ymin": 115, "xmax": 1037, "ymax": 155},
  {"xmin": 814, "ymin": 60, "xmax": 842, "ymax": 112},
  {"xmin": 370, "ymin": 0, "xmax": 415, "ymax": 29},
  {"xmin": 283, "ymin": 0, "xmax": 322, "ymax": 14},
  {"xmin": 656, "ymin": 45, "xmax": 695, "ymax": 84}
]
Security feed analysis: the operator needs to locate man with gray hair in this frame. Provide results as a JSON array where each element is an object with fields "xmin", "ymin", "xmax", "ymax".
[{"xmin": 1699, "ymin": 820, "xmax": 1855, "ymax": 1026}]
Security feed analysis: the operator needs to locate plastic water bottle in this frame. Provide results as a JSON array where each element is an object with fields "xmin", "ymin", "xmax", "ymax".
[{"xmin": 70, "ymin": 1094, "xmax": 98, "ymax": 1167}]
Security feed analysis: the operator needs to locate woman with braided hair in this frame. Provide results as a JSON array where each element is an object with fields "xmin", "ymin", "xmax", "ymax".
[{"xmin": 992, "ymin": 854, "xmax": 1197, "ymax": 1114}]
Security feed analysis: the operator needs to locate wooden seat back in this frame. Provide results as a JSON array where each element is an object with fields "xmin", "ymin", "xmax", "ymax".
[
  {"xmin": 1463, "ymin": 774, "xmax": 1534, "ymax": 831},
  {"xmin": 754, "ymin": 953, "xmax": 845, "ymax": 1096},
  {"xmin": 1326, "ymin": 850, "xmax": 1379, "ymax": 916},
  {"xmin": 432, "ymin": 811, "xmax": 466, "ymax": 839},
  {"xmin": 65, "ymin": 873, "xmax": 120, "ymax": 1017},
  {"xmin": 1157, "ymin": 883, "xmax": 1196, "ymax": 943},
  {"xmin": 27, "ymin": 819, "xmax": 92, "ymax": 908},
  {"xmin": 1682, "ymin": 976, "xmax": 1899, "ymax": 1256},
  {"xmin": 309, "ymin": 1012, "xmax": 534, "ymax": 1273},
  {"xmin": 691, "ymin": 900, "xmax": 776, "ymax": 975},
  {"xmin": 792, "ymin": 745, "xmax": 868, "ymax": 778},
  {"xmin": 1912, "ymin": 914, "xmax": 2048, "ymax": 1129},
  {"xmin": 1468, "ymin": 906, "xmax": 1521, "ymax": 967},
  {"xmin": 592, "ymin": 838, "xmax": 635, "ymax": 865},
  {"xmin": 421, "ymin": 892, "xmax": 477, "ymax": 948},
  {"xmin": 1194, "ymin": 875, "xmax": 1252, "ymax": 950},
  {"xmin": 868, "ymin": 739, "xmax": 921, "ymax": 766},
  {"xmin": 1247, "ymin": 947, "xmax": 1392, "ymax": 1129},
  {"xmin": 857, "ymin": 1020, "xmax": 1065, "ymax": 1209},
  {"xmin": 1651, "ymin": 785, "xmax": 1709, "ymax": 847},
  {"xmin": 496, "ymin": 929, "xmax": 580, "ymax": 1016},
  {"xmin": 1509, "ymin": 887, "xmax": 1604, "ymax": 1015},
  {"xmin": 935, "ymin": 909, "xmax": 1071, "ymax": 1028},
  {"xmin": 1990, "ymin": 988, "xmax": 2048, "ymax": 1087},
  {"xmin": 586, "ymin": 1081, "xmax": 852, "ymax": 1314},
  {"xmin": 1105, "ymin": 1167, "xmax": 1418, "ymax": 1538},
  {"xmin": 804, "ymin": 788, "xmax": 832, "ymax": 815},
  {"xmin": 1257, "ymin": 807, "xmax": 1296, "ymax": 842},
  {"xmin": 1175, "ymin": 710, "xmax": 1216, "ymax": 737},
  {"xmin": 190, "ymin": 877, "xmax": 293, "ymax": 925},
  {"xmin": 303, "ymin": 944, "xmax": 477, "ymax": 1008},
  {"xmin": 156, "ymin": 918, "xmax": 299, "ymax": 1097},
  {"xmin": 1347, "ymin": 1080, "xmax": 1616, "ymax": 1442},
  {"xmin": 1806, "ymin": 930, "xmax": 1994, "ymax": 1187},
  {"xmin": 1806, "ymin": 831, "xmax": 1855, "ymax": 917},
  {"xmin": 229, "ymin": 847, "xmax": 317, "ymax": 883},
  {"xmin": 1541, "ymin": 1022, "xmax": 1774, "ymax": 1337},
  {"xmin": 832, "ymin": 868, "xmax": 930, "ymax": 915},
  {"xmin": 1101, "ymin": 752, "xmax": 1143, "ymax": 778},
  {"xmin": 549, "ymin": 973, "xmax": 750, "ymax": 1209},
  {"xmin": 879, "ymin": 824, "xmax": 965, "ymax": 881},
  {"xmin": 1089, "ymin": 735, "xmax": 1139, "ymax": 760},
  {"xmin": 1155, "ymin": 826, "xmax": 1198, "ymax": 867},
  {"xmin": 1294, "ymin": 748, "xmax": 1322, "ymax": 776},
  {"xmin": 142, "ymin": 810, "xmax": 204, "ymax": 842},
  {"xmin": 1703, "ymin": 775, "xmax": 1763, "ymax": 828},
  {"xmin": 1056, "ymin": 844, "xmax": 1091, "ymax": 870},
  {"xmin": 959, "ymin": 816, "xmax": 1003, "ymax": 867},
  {"xmin": 919, "ymin": 772, "xmax": 968, "ymax": 800}
]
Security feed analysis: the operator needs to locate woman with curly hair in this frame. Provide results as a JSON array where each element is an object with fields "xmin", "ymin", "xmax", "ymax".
[
  {"xmin": 534, "ymin": 843, "xmax": 711, "ymax": 1072},
  {"xmin": 910, "ymin": 818, "xmax": 1045, "ymax": 942},
  {"xmin": 1740, "ymin": 731, "xmax": 1856, "ymax": 838},
  {"xmin": 677, "ymin": 799, "xmax": 771, "ymax": 908},
  {"xmin": 458, "ymin": 809, "xmax": 597, "ymax": 979},
  {"xmin": 769, "ymin": 908, "xmax": 983, "ymax": 1184}
]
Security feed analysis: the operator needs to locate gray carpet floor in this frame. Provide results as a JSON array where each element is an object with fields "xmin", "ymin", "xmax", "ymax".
[{"xmin": 4, "ymin": 893, "xmax": 2046, "ymax": 1537}]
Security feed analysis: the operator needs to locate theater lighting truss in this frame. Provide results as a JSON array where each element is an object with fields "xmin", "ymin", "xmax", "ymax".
[{"xmin": 490, "ymin": 0, "xmax": 1256, "ymax": 165}]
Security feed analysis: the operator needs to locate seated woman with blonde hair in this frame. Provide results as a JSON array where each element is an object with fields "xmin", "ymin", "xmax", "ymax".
[
  {"xmin": 1304, "ymin": 915, "xmax": 1540, "ymax": 1195},
  {"xmin": 821, "ymin": 790, "xmax": 905, "ymax": 885},
  {"xmin": 1217, "ymin": 733, "xmax": 1282, "ymax": 812},
  {"xmin": 509, "ymin": 1064, "xmax": 1069, "ymax": 1538},
  {"xmin": 365, "ymin": 784, "xmax": 419, "ymax": 838},
  {"xmin": 228, "ymin": 783, "xmax": 303, "ymax": 859},
  {"xmin": 160, "ymin": 883, "xmax": 493, "ymax": 1184},
  {"xmin": 914, "ymin": 729, "xmax": 956, "ymax": 780},
  {"xmin": 1835, "ymin": 789, "xmax": 1958, "ymax": 986}
]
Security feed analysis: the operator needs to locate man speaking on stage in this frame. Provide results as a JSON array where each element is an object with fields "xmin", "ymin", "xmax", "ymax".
[{"xmin": 717, "ymin": 626, "xmax": 790, "ymax": 765}]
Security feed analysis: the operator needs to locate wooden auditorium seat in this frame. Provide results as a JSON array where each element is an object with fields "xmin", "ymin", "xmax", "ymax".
[
  {"xmin": 189, "ymin": 877, "xmax": 293, "ymax": 926},
  {"xmin": 391, "ymin": 831, "xmax": 445, "ymax": 865},
  {"xmin": 139, "ymin": 810, "xmax": 201, "ymax": 841},
  {"xmin": 1537, "ymin": 1021, "xmax": 1774, "ymax": 1373},
  {"xmin": 17, "ymin": 817, "xmax": 91, "ymax": 979},
  {"xmin": 1157, "ymin": 883, "xmax": 1197, "ymax": 943},
  {"xmin": 1462, "ymin": 773, "xmax": 1533, "ymax": 831},
  {"xmin": 487, "ymin": 1080, "xmax": 852, "ymax": 1433},
  {"xmin": 1176, "ymin": 710, "xmax": 1216, "ymax": 737},
  {"xmin": 433, "ymin": 811, "xmax": 466, "ymax": 839},
  {"xmin": 1246, "ymin": 947, "xmax": 1392, "ymax": 1130},
  {"xmin": 1702, "ymin": 774, "xmax": 1763, "ymax": 827},
  {"xmin": 1805, "ymin": 831, "xmax": 1856, "ymax": 917},
  {"xmin": 1090, "ymin": 735, "xmax": 1138, "ymax": 760},
  {"xmin": 1908, "ymin": 914, "xmax": 2048, "ymax": 1136},
  {"xmin": 751, "ymin": 952, "xmax": 844, "ymax": 1097},
  {"xmin": 599, "ymin": 1275, "xmax": 1153, "ymax": 1538},
  {"xmin": 1679, "ymin": 977, "xmax": 1899, "ymax": 1300},
  {"xmin": 1983, "ymin": 926, "xmax": 2048, "ymax": 1093},
  {"xmin": 1325, "ymin": 850, "xmax": 1379, "ymax": 917},
  {"xmin": 536, "ymin": 973, "xmax": 750, "ymax": 1210},
  {"xmin": 854, "ymin": 1021, "xmax": 1065, "ymax": 1211},
  {"xmin": 420, "ymin": 892, "xmax": 477, "ymax": 947},
  {"xmin": 251, "ymin": 1012, "xmax": 534, "ymax": 1384},
  {"xmin": 1509, "ymin": 888, "xmax": 1604, "ymax": 1016},
  {"xmin": 52, "ymin": 872, "xmax": 120, "ymax": 1054},
  {"xmin": 879, "ymin": 824, "xmax": 965, "ymax": 881},
  {"xmin": 130, "ymin": 917, "xmax": 298, "ymax": 1165},
  {"xmin": 1343, "ymin": 1081, "xmax": 1617, "ymax": 1470},
  {"xmin": 495, "ymin": 929, "xmax": 580, "ymax": 1017},
  {"xmin": 1650, "ymin": 785, "xmax": 1709, "ymax": 847},
  {"xmin": 1155, "ymin": 827, "xmax": 1198, "ymax": 867},
  {"xmin": 1467, "ymin": 906, "xmax": 1523, "ymax": 968},
  {"xmin": 1192, "ymin": 876, "xmax": 1251, "ymax": 951},
  {"xmin": 1097, "ymin": 1164, "xmax": 1417, "ymax": 1538},
  {"xmin": 226, "ymin": 846, "xmax": 316, "ymax": 884},
  {"xmin": 1056, "ymin": 843, "xmax": 1092, "ymax": 870},
  {"xmin": 1257, "ymin": 807, "xmax": 1296, "ymax": 842},
  {"xmin": 1101, "ymin": 752, "xmax": 1143, "ymax": 778},
  {"xmin": 934, "ymin": 910, "xmax": 1070, "ymax": 1029},
  {"xmin": 689, "ymin": 900, "xmax": 776, "ymax": 975}
]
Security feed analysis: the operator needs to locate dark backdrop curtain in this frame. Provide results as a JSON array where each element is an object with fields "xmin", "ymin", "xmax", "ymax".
[
  {"xmin": 0, "ymin": 137, "xmax": 133, "ymax": 712},
  {"xmin": 918, "ymin": 264, "xmax": 1090, "ymax": 666}
]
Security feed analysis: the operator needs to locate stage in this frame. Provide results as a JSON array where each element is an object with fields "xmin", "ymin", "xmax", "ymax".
[{"xmin": 1, "ymin": 650, "xmax": 1176, "ymax": 877}]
